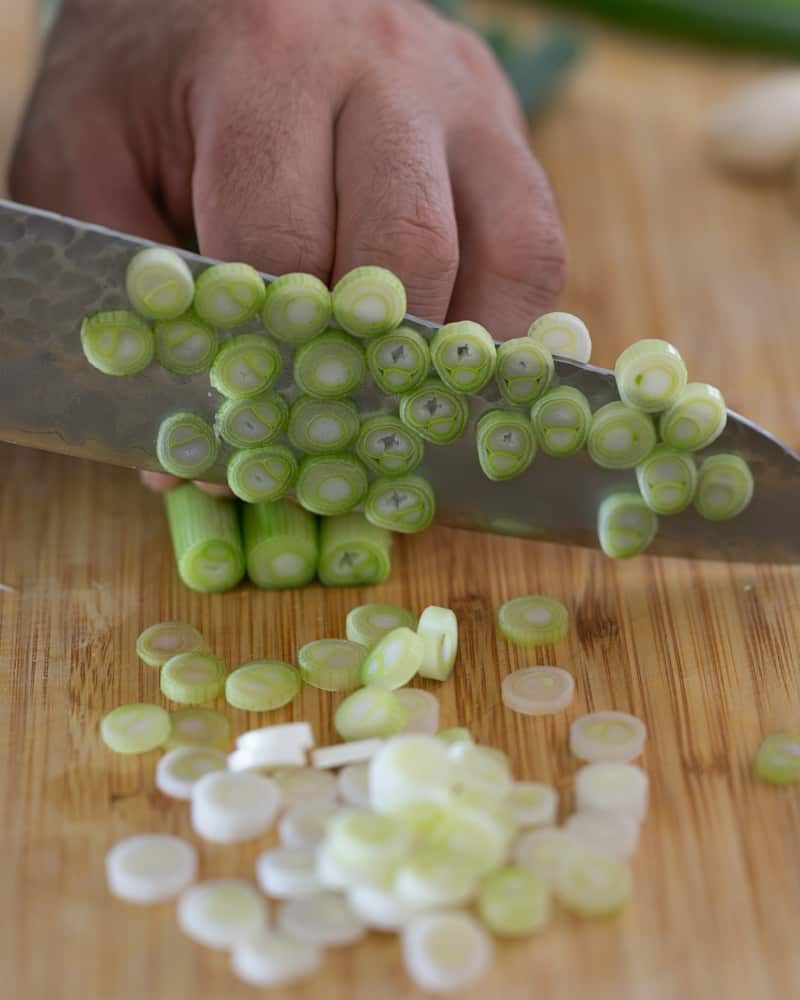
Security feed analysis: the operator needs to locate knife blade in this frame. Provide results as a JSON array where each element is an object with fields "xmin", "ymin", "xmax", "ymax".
[{"xmin": 0, "ymin": 198, "xmax": 797, "ymax": 563}]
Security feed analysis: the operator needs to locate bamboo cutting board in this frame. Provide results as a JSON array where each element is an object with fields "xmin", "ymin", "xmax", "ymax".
[{"xmin": 2, "ymin": 7, "xmax": 800, "ymax": 999}]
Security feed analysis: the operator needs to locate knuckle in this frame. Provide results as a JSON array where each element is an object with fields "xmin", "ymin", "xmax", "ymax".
[
  {"xmin": 363, "ymin": 2, "xmax": 420, "ymax": 60},
  {"xmin": 449, "ymin": 23, "xmax": 502, "ymax": 82}
]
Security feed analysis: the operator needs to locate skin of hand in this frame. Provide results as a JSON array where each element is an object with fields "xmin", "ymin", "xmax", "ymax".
[{"xmin": 9, "ymin": 0, "xmax": 567, "ymax": 496}]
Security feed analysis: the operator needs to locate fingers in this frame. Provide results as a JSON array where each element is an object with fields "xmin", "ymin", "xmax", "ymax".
[{"xmin": 139, "ymin": 471, "xmax": 233, "ymax": 497}]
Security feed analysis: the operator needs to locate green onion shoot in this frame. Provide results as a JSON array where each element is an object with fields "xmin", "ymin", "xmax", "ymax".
[
  {"xmin": 81, "ymin": 310, "xmax": 154, "ymax": 376},
  {"xmin": 527, "ymin": 311, "xmax": 591, "ymax": 364},
  {"xmin": 332, "ymin": 266, "xmax": 407, "ymax": 338},
  {"xmin": 155, "ymin": 312, "xmax": 219, "ymax": 376},
  {"xmin": 636, "ymin": 445, "xmax": 698, "ymax": 515},
  {"xmin": 156, "ymin": 412, "xmax": 219, "ymax": 479},
  {"xmin": 597, "ymin": 492, "xmax": 658, "ymax": 559},
  {"xmin": 430, "ymin": 321, "xmax": 496, "ymax": 393},
  {"xmin": 125, "ymin": 247, "xmax": 195, "ymax": 321},
  {"xmin": 295, "ymin": 453, "xmax": 368, "ymax": 516},
  {"xmin": 215, "ymin": 392, "xmax": 289, "ymax": 448},
  {"xmin": 659, "ymin": 383, "xmax": 727, "ymax": 451},
  {"xmin": 193, "ymin": 262, "xmax": 266, "ymax": 328},
  {"xmin": 694, "ymin": 453, "xmax": 754, "ymax": 521},
  {"xmin": 242, "ymin": 499, "xmax": 318, "ymax": 589},
  {"xmin": 476, "ymin": 410, "xmax": 537, "ymax": 482},
  {"xmin": 227, "ymin": 445, "xmax": 298, "ymax": 504},
  {"xmin": 614, "ymin": 339, "xmax": 687, "ymax": 413},
  {"xmin": 318, "ymin": 512, "xmax": 392, "ymax": 586},
  {"xmin": 587, "ymin": 402, "xmax": 656, "ymax": 469},
  {"xmin": 364, "ymin": 475, "xmax": 435, "ymax": 533},
  {"xmin": 530, "ymin": 385, "xmax": 591, "ymax": 457},
  {"xmin": 210, "ymin": 333, "xmax": 282, "ymax": 399},
  {"xmin": 288, "ymin": 397, "xmax": 360, "ymax": 455},
  {"xmin": 495, "ymin": 337, "xmax": 554, "ymax": 406},
  {"xmin": 399, "ymin": 378, "xmax": 469, "ymax": 445},
  {"xmin": 261, "ymin": 272, "xmax": 332, "ymax": 345},
  {"xmin": 293, "ymin": 331, "xmax": 366, "ymax": 399},
  {"xmin": 366, "ymin": 326, "xmax": 431, "ymax": 394},
  {"xmin": 164, "ymin": 483, "xmax": 245, "ymax": 592},
  {"xmin": 356, "ymin": 415, "xmax": 425, "ymax": 478}
]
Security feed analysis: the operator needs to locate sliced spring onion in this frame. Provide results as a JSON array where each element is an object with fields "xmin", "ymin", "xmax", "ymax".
[
  {"xmin": 476, "ymin": 410, "xmax": 537, "ymax": 482},
  {"xmin": 508, "ymin": 782, "xmax": 559, "ymax": 828},
  {"xmin": 402, "ymin": 911, "xmax": 494, "ymax": 993},
  {"xmin": 356, "ymin": 415, "xmax": 425, "ymax": 478},
  {"xmin": 288, "ymin": 396, "xmax": 360, "ymax": 455},
  {"xmin": 597, "ymin": 492, "xmax": 659, "ymax": 559},
  {"xmin": 512, "ymin": 827, "xmax": 582, "ymax": 887},
  {"xmin": 190, "ymin": 770, "xmax": 282, "ymax": 843},
  {"xmin": 436, "ymin": 727, "xmax": 473, "ymax": 746},
  {"xmin": 231, "ymin": 929, "xmax": 323, "ymax": 987},
  {"xmin": 164, "ymin": 484, "xmax": 245, "ymax": 593},
  {"xmin": 636, "ymin": 445, "xmax": 698, "ymax": 515},
  {"xmin": 295, "ymin": 453, "xmax": 368, "ymax": 516},
  {"xmin": 256, "ymin": 846, "xmax": 322, "ymax": 899},
  {"xmin": 226, "ymin": 445, "xmax": 298, "ymax": 504},
  {"xmin": 346, "ymin": 604, "xmax": 417, "ymax": 648},
  {"xmin": 154, "ymin": 313, "xmax": 218, "ymax": 375},
  {"xmin": 106, "ymin": 834, "xmax": 197, "ymax": 904},
  {"xmin": 366, "ymin": 326, "xmax": 431, "ymax": 394},
  {"xmin": 338, "ymin": 762, "xmax": 372, "ymax": 807},
  {"xmin": 555, "ymin": 848, "xmax": 633, "ymax": 917},
  {"xmin": 210, "ymin": 333, "xmax": 282, "ymax": 399},
  {"xmin": 225, "ymin": 660, "xmax": 300, "ymax": 712},
  {"xmin": 293, "ymin": 331, "xmax": 366, "ymax": 399},
  {"xmin": 588, "ymin": 402, "xmax": 656, "ymax": 469},
  {"xmin": 361, "ymin": 627, "xmax": 425, "ymax": 689},
  {"xmin": 528, "ymin": 311, "xmax": 591, "ymax": 364},
  {"xmin": 177, "ymin": 880, "xmax": 267, "ymax": 947},
  {"xmin": 327, "ymin": 809, "xmax": 413, "ymax": 880},
  {"xmin": 659, "ymin": 382, "xmax": 727, "ymax": 451},
  {"xmin": 136, "ymin": 621, "xmax": 206, "ymax": 667},
  {"xmin": 416, "ymin": 605, "xmax": 458, "ymax": 682},
  {"xmin": 298, "ymin": 638, "xmax": 366, "ymax": 692},
  {"xmin": 448, "ymin": 742, "xmax": 513, "ymax": 802},
  {"xmin": 399, "ymin": 378, "xmax": 469, "ymax": 445},
  {"xmin": 369, "ymin": 734, "xmax": 451, "ymax": 813},
  {"xmin": 332, "ymin": 266, "xmax": 407, "ymax": 338},
  {"xmin": 101, "ymin": 703, "xmax": 171, "ymax": 754},
  {"xmin": 311, "ymin": 739, "xmax": 383, "ymax": 769},
  {"xmin": 392, "ymin": 801, "xmax": 449, "ymax": 840},
  {"xmin": 156, "ymin": 746, "xmax": 228, "ymax": 800},
  {"xmin": 530, "ymin": 385, "xmax": 592, "ymax": 457},
  {"xmin": 261, "ymin": 272, "xmax": 332, "ymax": 345},
  {"xmin": 564, "ymin": 811, "xmax": 640, "ymax": 860},
  {"xmin": 570, "ymin": 711, "xmax": 647, "ymax": 763},
  {"xmin": 215, "ymin": 392, "xmax": 289, "ymax": 448},
  {"xmin": 318, "ymin": 512, "xmax": 392, "ymax": 587},
  {"xmin": 193, "ymin": 262, "xmax": 265, "ymax": 328},
  {"xmin": 694, "ymin": 453, "xmax": 754, "ymax": 521},
  {"xmin": 237, "ymin": 722, "xmax": 314, "ymax": 754},
  {"xmin": 364, "ymin": 475, "xmax": 436, "ymax": 534},
  {"xmin": 614, "ymin": 339, "xmax": 688, "ymax": 412},
  {"xmin": 242, "ymin": 499, "xmax": 318, "ymax": 589},
  {"xmin": 497, "ymin": 595, "xmax": 569, "ymax": 646},
  {"xmin": 125, "ymin": 247, "xmax": 195, "ymax": 320},
  {"xmin": 396, "ymin": 688, "xmax": 440, "ymax": 734},
  {"xmin": 156, "ymin": 412, "xmax": 218, "ymax": 479},
  {"xmin": 575, "ymin": 762, "xmax": 649, "ymax": 823},
  {"xmin": 478, "ymin": 864, "xmax": 551, "ymax": 936},
  {"xmin": 279, "ymin": 801, "xmax": 341, "ymax": 849},
  {"xmin": 81, "ymin": 310, "xmax": 154, "ymax": 376},
  {"xmin": 755, "ymin": 733, "xmax": 800, "ymax": 784},
  {"xmin": 335, "ymin": 688, "xmax": 409, "ymax": 742},
  {"xmin": 228, "ymin": 744, "xmax": 307, "ymax": 772},
  {"xmin": 160, "ymin": 651, "xmax": 227, "ymax": 705},
  {"xmin": 430, "ymin": 320, "xmax": 496, "ymax": 393},
  {"xmin": 495, "ymin": 337, "xmax": 554, "ymax": 406},
  {"xmin": 395, "ymin": 849, "xmax": 479, "ymax": 908},
  {"xmin": 167, "ymin": 707, "xmax": 231, "ymax": 750},
  {"xmin": 347, "ymin": 884, "xmax": 422, "ymax": 932},
  {"xmin": 501, "ymin": 666, "xmax": 575, "ymax": 716},
  {"xmin": 277, "ymin": 892, "xmax": 366, "ymax": 947},
  {"xmin": 272, "ymin": 766, "xmax": 339, "ymax": 807}
]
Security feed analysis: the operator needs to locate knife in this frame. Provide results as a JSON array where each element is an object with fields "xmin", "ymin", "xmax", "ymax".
[{"xmin": 0, "ymin": 198, "xmax": 797, "ymax": 563}]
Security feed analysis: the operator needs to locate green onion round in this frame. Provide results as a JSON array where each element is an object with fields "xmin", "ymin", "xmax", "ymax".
[
  {"xmin": 693, "ymin": 453, "xmax": 754, "ymax": 521},
  {"xmin": 587, "ymin": 402, "xmax": 656, "ymax": 469},
  {"xmin": 636, "ymin": 445, "xmax": 698, "ymax": 515},
  {"xmin": 356, "ymin": 415, "xmax": 424, "ymax": 478},
  {"xmin": 334, "ymin": 687, "xmax": 409, "ymax": 741},
  {"xmin": 366, "ymin": 326, "xmax": 430, "ymax": 394},
  {"xmin": 399, "ymin": 379, "xmax": 469, "ymax": 445},
  {"xmin": 194, "ymin": 262, "xmax": 265, "ymax": 328},
  {"xmin": 288, "ymin": 397, "xmax": 360, "ymax": 455},
  {"xmin": 210, "ymin": 333, "xmax": 282, "ymax": 400},
  {"xmin": 430, "ymin": 321, "xmax": 496, "ymax": 394},
  {"xmin": 318, "ymin": 513, "xmax": 392, "ymax": 587},
  {"xmin": 155, "ymin": 312, "xmax": 219, "ymax": 376},
  {"xmin": 81, "ymin": 310, "xmax": 154, "ymax": 376},
  {"xmin": 495, "ymin": 338, "xmax": 554, "ymax": 406},
  {"xmin": 597, "ymin": 492, "xmax": 658, "ymax": 559},
  {"xmin": 527, "ymin": 312, "xmax": 591, "ymax": 364},
  {"xmin": 226, "ymin": 445, "xmax": 298, "ymax": 504},
  {"xmin": 126, "ymin": 247, "xmax": 195, "ymax": 321},
  {"xmin": 614, "ymin": 339, "xmax": 688, "ymax": 412},
  {"xmin": 293, "ymin": 331, "xmax": 366, "ymax": 399},
  {"xmin": 659, "ymin": 383, "xmax": 727, "ymax": 452},
  {"xmin": 261, "ymin": 272, "xmax": 332, "ymax": 345},
  {"xmin": 298, "ymin": 639, "xmax": 366, "ymax": 692},
  {"xmin": 215, "ymin": 392, "xmax": 289, "ymax": 449},
  {"xmin": 161, "ymin": 651, "xmax": 227, "ymax": 705},
  {"xmin": 365, "ymin": 475, "xmax": 436, "ymax": 534},
  {"xmin": 530, "ymin": 385, "xmax": 591, "ymax": 457},
  {"xmin": 346, "ymin": 604, "xmax": 417, "ymax": 647},
  {"xmin": 476, "ymin": 411, "xmax": 537, "ymax": 482},
  {"xmin": 156, "ymin": 412, "xmax": 219, "ymax": 478},
  {"xmin": 296, "ymin": 453, "xmax": 368, "ymax": 516},
  {"xmin": 225, "ymin": 660, "xmax": 300, "ymax": 712},
  {"xmin": 332, "ymin": 266, "xmax": 407, "ymax": 338},
  {"xmin": 497, "ymin": 596, "xmax": 568, "ymax": 646}
]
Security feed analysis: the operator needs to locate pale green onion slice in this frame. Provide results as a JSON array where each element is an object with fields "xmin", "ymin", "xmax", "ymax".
[
  {"xmin": 332, "ymin": 265, "xmax": 407, "ymax": 338},
  {"xmin": 225, "ymin": 660, "xmax": 300, "ymax": 712},
  {"xmin": 392, "ymin": 802, "xmax": 449, "ymax": 840},
  {"xmin": 296, "ymin": 453, "xmax": 367, "ymax": 516},
  {"xmin": 416, "ymin": 605, "xmax": 458, "ymax": 682},
  {"xmin": 476, "ymin": 410, "xmax": 537, "ymax": 482},
  {"xmin": 337, "ymin": 762, "xmax": 371, "ymax": 808},
  {"xmin": 261, "ymin": 272, "xmax": 332, "ymax": 345},
  {"xmin": 279, "ymin": 802, "xmax": 341, "ymax": 849},
  {"xmin": 530, "ymin": 385, "xmax": 592, "ymax": 457},
  {"xmin": 167, "ymin": 707, "xmax": 231, "ymax": 750},
  {"xmin": 528, "ymin": 311, "xmax": 592, "ymax": 364},
  {"xmin": 81, "ymin": 310, "xmax": 154, "ymax": 376},
  {"xmin": 436, "ymin": 727, "xmax": 473, "ymax": 746},
  {"xmin": 570, "ymin": 710, "xmax": 647, "ymax": 763},
  {"xmin": 126, "ymin": 247, "xmax": 195, "ymax": 320},
  {"xmin": 155, "ymin": 313, "xmax": 218, "ymax": 375},
  {"xmin": 364, "ymin": 475, "xmax": 436, "ymax": 534},
  {"xmin": 495, "ymin": 337, "xmax": 554, "ymax": 406},
  {"xmin": 210, "ymin": 333, "xmax": 282, "ymax": 399},
  {"xmin": 636, "ymin": 445, "xmax": 698, "ymax": 515},
  {"xmin": 598, "ymin": 492, "xmax": 658, "ymax": 559},
  {"xmin": 403, "ymin": 912, "xmax": 493, "ymax": 994},
  {"xmin": 755, "ymin": 733, "xmax": 800, "ymax": 784},
  {"xmin": 368, "ymin": 735, "xmax": 452, "ymax": 813},
  {"xmin": 512, "ymin": 827, "xmax": 582, "ymax": 887},
  {"xmin": 106, "ymin": 834, "xmax": 197, "ymax": 904},
  {"xmin": 194, "ymin": 262, "xmax": 265, "ymax": 328},
  {"xmin": 165, "ymin": 484, "xmax": 245, "ymax": 593},
  {"xmin": 347, "ymin": 884, "xmax": 422, "ymax": 932},
  {"xmin": 497, "ymin": 595, "xmax": 569, "ymax": 646},
  {"xmin": 430, "ymin": 320, "xmax": 496, "ymax": 393},
  {"xmin": 335, "ymin": 688, "xmax": 409, "ymax": 742},
  {"xmin": 395, "ymin": 850, "xmax": 479, "ymax": 908},
  {"xmin": 156, "ymin": 412, "xmax": 218, "ymax": 479},
  {"xmin": 298, "ymin": 639, "xmax": 366, "ymax": 692},
  {"xmin": 227, "ymin": 445, "xmax": 298, "ymax": 504},
  {"xmin": 508, "ymin": 782, "xmax": 559, "ymax": 828},
  {"xmin": 366, "ymin": 326, "xmax": 430, "ymax": 394},
  {"xmin": 256, "ymin": 846, "xmax": 322, "ymax": 899},
  {"xmin": 318, "ymin": 513, "xmax": 392, "ymax": 587},
  {"xmin": 156, "ymin": 746, "xmax": 228, "ymax": 800},
  {"xmin": 278, "ymin": 892, "xmax": 366, "ymax": 947},
  {"xmin": 448, "ymin": 741, "xmax": 513, "ymax": 801},
  {"xmin": 136, "ymin": 621, "xmax": 206, "ymax": 667},
  {"xmin": 615, "ymin": 338, "xmax": 687, "ymax": 412},
  {"xmin": 327, "ymin": 809, "xmax": 413, "ymax": 878},
  {"xmin": 346, "ymin": 603, "xmax": 417, "ymax": 648},
  {"xmin": 288, "ymin": 396, "xmax": 360, "ymax": 455},
  {"xmin": 399, "ymin": 378, "xmax": 469, "ymax": 445},
  {"xmin": 396, "ymin": 688, "xmax": 440, "ymax": 734},
  {"xmin": 227, "ymin": 745, "xmax": 306, "ymax": 772},
  {"xmin": 177, "ymin": 880, "xmax": 267, "ymax": 947},
  {"xmin": 311, "ymin": 739, "xmax": 383, "ymax": 769},
  {"xmin": 659, "ymin": 382, "xmax": 727, "ymax": 451},
  {"xmin": 575, "ymin": 762, "xmax": 649, "ymax": 822},
  {"xmin": 190, "ymin": 771, "xmax": 282, "ymax": 843},
  {"xmin": 451, "ymin": 786, "xmax": 518, "ymax": 835},
  {"xmin": 501, "ymin": 666, "xmax": 575, "ymax": 716},
  {"xmin": 243, "ymin": 499, "xmax": 317, "ymax": 590},
  {"xmin": 361, "ymin": 627, "xmax": 424, "ymax": 689},
  {"xmin": 215, "ymin": 392, "xmax": 288, "ymax": 448},
  {"xmin": 231, "ymin": 929, "xmax": 323, "ymax": 987},
  {"xmin": 293, "ymin": 331, "xmax": 366, "ymax": 399},
  {"xmin": 161, "ymin": 651, "xmax": 227, "ymax": 705},
  {"xmin": 356, "ymin": 415, "xmax": 425, "ymax": 478},
  {"xmin": 564, "ymin": 811, "xmax": 640, "ymax": 860},
  {"xmin": 694, "ymin": 453, "xmax": 754, "ymax": 521},
  {"xmin": 307, "ymin": 844, "xmax": 359, "ymax": 892},
  {"xmin": 237, "ymin": 722, "xmax": 314, "ymax": 754},
  {"xmin": 588, "ymin": 402, "xmax": 656, "ymax": 469},
  {"xmin": 272, "ymin": 767, "xmax": 338, "ymax": 807},
  {"xmin": 555, "ymin": 848, "xmax": 633, "ymax": 917},
  {"xmin": 478, "ymin": 864, "xmax": 551, "ymax": 936},
  {"xmin": 101, "ymin": 703, "xmax": 171, "ymax": 754}
]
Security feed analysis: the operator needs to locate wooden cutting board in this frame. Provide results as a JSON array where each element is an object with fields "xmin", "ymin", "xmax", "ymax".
[{"xmin": 2, "ymin": 6, "xmax": 799, "ymax": 999}]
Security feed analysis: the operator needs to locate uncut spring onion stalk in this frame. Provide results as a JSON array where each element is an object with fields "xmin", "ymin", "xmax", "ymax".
[
  {"xmin": 334, "ymin": 687, "xmax": 409, "ymax": 741},
  {"xmin": 156, "ymin": 412, "xmax": 219, "ymax": 478},
  {"xmin": 356, "ymin": 415, "xmax": 425, "ymax": 477},
  {"xmin": 154, "ymin": 312, "xmax": 219, "ymax": 375},
  {"xmin": 430, "ymin": 320, "xmax": 496, "ymax": 393},
  {"xmin": 210, "ymin": 333, "xmax": 283, "ymax": 399},
  {"xmin": 364, "ymin": 475, "xmax": 436, "ymax": 533},
  {"xmin": 225, "ymin": 660, "xmax": 300, "ymax": 712},
  {"xmin": 193, "ymin": 262, "xmax": 266, "ymax": 328},
  {"xmin": 332, "ymin": 266, "xmax": 407, "ymax": 338},
  {"xmin": 106, "ymin": 834, "xmax": 197, "ymax": 903},
  {"xmin": 261, "ymin": 272, "xmax": 332, "ymax": 345},
  {"xmin": 478, "ymin": 865, "xmax": 551, "ymax": 936},
  {"xmin": 495, "ymin": 337, "xmax": 554, "ymax": 406},
  {"xmin": 227, "ymin": 445, "xmax": 298, "ymax": 504},
  {"xmin": 476, "ymin": 410, "xmax": 537, "ymax": 482},
  {"xmin": 416, "ymin": 605, "xmax": 458, "ymax": 681},
  {"xmin": 81, "ymin": 310, "xmax": 154, "ymax": 376},
  {"xmin": 346, "ymin": 604, "xmax": 418, "ymax": 647},
  {"xmin": 399, "ymin": 378, "xmax": 470, "ymax": 444},
  {"xmin": 297, "ymin": 639, "xmax": 366, "ymax": 692},
  {"xmin": 164, "ymin": 483, "xmax": 245, "ymax": 593},
  {"xmin": 101, "ymin": 703, "xmax": 171, "ymax": 754},
  {"xmin": 530, "ymin": 385, "xmax": 592, "ymax": 457},
  {"xmin": 497, "ymin": 595, "xmax": 569, "ymax": 646},
  {"xmin": 528, "ymin": 311, "xmax": 592, "ymax": 364},
  {"xmin": 161, "ymin": 651, "xmax": 227, "ymax": 705},
  {"xmin": 126, "ymin": 247, "xmax": 195, "ymax": 320},
  {"xmin": 295, "ymin": 453, "xmax": 368, "ymax": 516},
  {"xmin": 587, "ymin": 402, "xmax": 656, "ymax": 469},
  {"xmin": 136, "ymin": 621, "xmax": 207, "ymax": 666},
  {"xmin": 614, "ymin": 339, "xmax": 688, "ymax": 412},
  {"xmin": 287, "ymin": 396, "xmax": 360, "ymax": 455},
  {"xmin": 694, "ymin": 453, "xmax": 754, "ymax": 521},
  {"xmin": 293, "ymin": 331, "xmax": 366, "ymax": 399},
  {"xmin": 659, "ymin": 382, "xmax": 727, "ymax": 451},
  {"xmin": 755, "ymin": 733, "xmax": 800, "ymax": 784},
  {"xmin": 597, "ymin": 492, "xmax": 658, "ymax": 559},
  {"xmin": 242, "ymin": 499, "xmax": 318, "ymax": 589},
  {"xmin": 366, "ymin": 326, "xmax": 431, "ymax": 394},
  {"xmin": 215, "ymin": 392, "xmax": 289, "ymax": 448},
  {"xmin": 318, "ymin": 513, "xmax": 392, "ymax": 586},
  {"xmin": 636, "ymin": 445, "xmax": 698, "ymax": 515}
]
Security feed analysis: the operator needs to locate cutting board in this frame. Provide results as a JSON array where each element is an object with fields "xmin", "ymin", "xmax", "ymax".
[{"xmin": 2, "ymin": 6, "xmax": 799, "ymax": 999}]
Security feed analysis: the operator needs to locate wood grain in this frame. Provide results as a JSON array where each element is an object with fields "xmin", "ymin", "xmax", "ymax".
[{"xmin": 2, "ymin": 4, "xmax": 800, "ymax": 999}]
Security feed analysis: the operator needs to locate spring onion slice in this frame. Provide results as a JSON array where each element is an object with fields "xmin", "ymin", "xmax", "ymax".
[
  {"xmin": 694, "ymin": 453, "xmax": 754, "ymax": 521},
  {"xmin": 497, "ymin": 595, "xmax": 569, "ymax": 646},
  {"xmin": 261, "ymin": 272, "xmax": 332, "ymax": 345},
  {"xmin": 530, "ymin": 385, "xmax": 592, "ymax": 457},
  {"xmin": 243, "ymin": 499, "xmax": 317, "ymax": 589},
  {"xmin": 436, "ymin": 727, "xmax": 473, "ymax": 746},
  {"xmin": 296, "ymin": 453, "xmax": 368, "ymax": 516},
  {"xmin": 327, "ymin": 809, "xmax": 413, "ymax": 875},
  {"xmin": 167, "ymin": 707, "xmax": 231, "ymax": 750},
  {"xmin": 210, "ymin": 333, "xmax": 282, "ymax": 400},
  {"xmin": 288, "ymin": 396, "xmax": 360, "ymax": 455},
  {"xmin": 156, "ymin": 746, "xmax": 228, "ymax": 800},
  {"xmin": 528, "ymin": 311, "xmax": 592, "ymax": 364},
  {"xmin": 755, "ymin": 733, "xmax": 800, "ymax": 784},
  {"xmin": 298, "ymin": 639, "xmax": 366, "ymax": 692},
  {"xmin": 361, "ymin": 627, "xmax": 424, "ymax": 690},
  {"xmin": 502, "ymin": 666, "xmax": 575, "ymax": 716},
  {"xmin": 332, "ymin": 265, "xmax": 407, "ymax": 338},
  {"xmin": 155, "ymin": 313, "xmax": 218, "ymax": 375},
  {"xmin": 165, "ymin": 484, "xmax": 245, "ymax": 593},
  {"xmin": 106, "ymin": 834, "xmax": 197, "ymax": 904},
  {"xmin": 396, "ymin": 689, "xmax": 440, "ymax": 734},
  {"xmin": 101, "ymin": 703, "xmax": 171, "ymax": 754},
  {"xmin": 190, "ymin": 771, "xmax": 282, "ymax": 843},
  {"xmin": 160, "ymin": 651, "xmax": 227, "ymax": 705},
  {"xmin": 430, "ymin": 320, "xmax": 496, "ymax": 393},
  {"xmin": 416, "ymin": 605, "xmax": 458, "ymax": 682},
  {"xmin": 279, "ymin": 801, "xmax": 341, "ymax": 849},
  {"xmin": 448, "ymin": 742, "xmax": 513, "ymax": 801},
  {"xmin": 293, "ymin": 330, "xmax": 366, "ymax": 399},
  {"xmin": 399, "ymin": 378, "xmax": 469, "ymax": 445},
  {"xmin": 636, "ymin": 445, "xmax": 698, "ymax": 515},
  {"xmin": 564, "ymin": 811, "xmax": 640, "ymax": 860},
  {"xmin": 237, "ymin": 722, "xmax": 314, "ymax": 754},
  {"xmin": 228, "ymin": 745, "xmax": 307, "ymax": 772},
  {"xmin": 364, "ymin": 475, "xmax": 436, "ymax": 534},
  {"xmin": 231, "ymin": 929, "xmax": 323, "ymax": 987},
  {"xmin": 125, "ymin": 247, "xmax": 195, "ymax": 320},
  {"xmin": 659, "ymin": 382, "xmax": 727, "ymax": 451},
  {"xmin": 335, "ymin": 688, "xmax": 409, "ymax": 742},
  {"xmin": 194, "ymin": 262, "xmax": 265, "ymax": 328},
  {"xmin": 338, "ymin": 762, "xmax": 371, "ymax": 807},
  {"xmin": 395, "ymin": 850, "xmax": 479, "ymax": 908},
  {"xmin": 346, "ymin": 604, "xmax": 417, "ymax": 648},
  {"xmin": 478, "ymin": 864, "xmax": 551, "ymax": 936},
  {"xmin": 570, "ymin": 711, "xmax": 647, "ymax": 763},
  {"xmin": 215, "ymin": 392, "xmax": 289, "ymax": 448},
  {"xmin": 366, "ymin": 326, "xmax": 431, "ymax": 394},
  {"xmin": 476, "ymin": 410, "xmax": 537, "ymax": 482},
  {"xmin": 278, "ymin": 892, "xmax": 366, "ymax": 947},
  {"xmin": 356, "ymin": 415, "xmax": 425, "ymax": 478},
  {"xmin": 272, "ymin": 766, "xmax": 338, "ymax": 807},
  {"xmin": 556, "ymin": 848, "xmax": 633, "ymax": 917},
  {"xmin": 403, "ymin": 912, "xmax": 494, "ymax": 993},
  {"xmin": 598, "ymin": 492, "xmax": 659, "ymax": 560},
  {"xmin": 156, "ymin": 412, "xmax": 218, "ymax": 479},
  {"xmin": 318, "ymin": 513, "xmax": 392, "ymax": 587},
  {"xmin": 575, "ymin": 762, "xmax": 649, "ymax": 822},
  {"xmin": 311, "ymin": 739, "xmax": 383, "ymax": 769},
  {"xmin": 495, "ymin": 337, "xmax": 554, "ymax": 406},
  {"xmin": 256, "ymin": 846, "xmax": 322, "ymax": 899},
  {"xmin": 614, "ymin": 339, "xmax": 688, "ymax": 412},
  {"xmin": 304, "ymin": 842, "xmax": 353, "ymax": 891},
  {"xmin": 178, "ymin": 880, "xmax": 267, "ymax": 948},
  {"xmin": 512, "ymin": 827, "xmax": 582, "ymax": 887},
  {"xmin": 136, "ymin": 621, "xmax": 207, "ymax": 667},
  {"xmin": 588, "ymin": 402, "xmax": 656, "ymax": 469},
  {"xmin": 368, "ymin": 735, "xmax": 451, "ymax": 813},
  {"xmin": 508, "ymin": 782, "xmax": 559, "ymax": 828},
  {"xmin": 347, "ymin": 884, "xmax": 422, "ymax": 932},
  {"xmin": 81, "ymin": 310, "xmax": 154, "ymax": 376},
  {"xmin": 227, "ymin": 445, "xmax": 298, "ymax": 504},
  {"xmin": 225, "ymin": 660, "xmax": 300, "ymax": 712}
]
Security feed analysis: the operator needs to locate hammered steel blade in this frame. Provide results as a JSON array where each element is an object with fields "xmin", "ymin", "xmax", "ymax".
[{"xmin": 0, "ymin": 198, "xmax": 798, "ymax": 562}]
